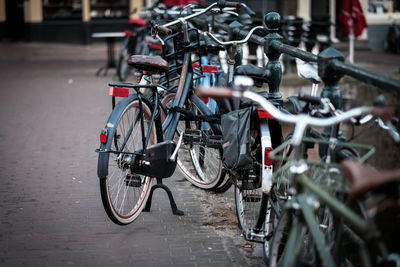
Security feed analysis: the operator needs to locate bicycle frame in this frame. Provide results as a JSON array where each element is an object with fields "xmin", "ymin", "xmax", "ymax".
[{"xmin": 271, "ymin": 138, "xmax": 388, "ymax": 267}]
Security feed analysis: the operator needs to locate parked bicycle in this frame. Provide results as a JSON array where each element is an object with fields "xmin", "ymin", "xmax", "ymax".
[
  {"xmin": 197, "ymin": 84, "xmax": 400, "ymax": 267},
  {"xmin": 96, "ymin": 0, "xmax": 254, "ymax": 225}
]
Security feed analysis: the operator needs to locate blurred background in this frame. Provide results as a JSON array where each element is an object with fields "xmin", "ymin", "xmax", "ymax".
[{"xmin": 0, "ymin": 0, "xmax": 399, "ymax": 52}]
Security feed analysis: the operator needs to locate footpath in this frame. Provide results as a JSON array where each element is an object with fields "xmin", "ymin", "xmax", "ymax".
[{"xmin": 0, "ymin": 40, "xmax": 399, "ymax": 266}]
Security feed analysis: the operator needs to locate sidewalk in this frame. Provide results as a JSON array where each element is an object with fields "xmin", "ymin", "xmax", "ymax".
[
  {"xmin": 0, "ymin": 41, "xmax": 264, "ymax": 266},
  {"xmin": 0, "ymin": 40, "xmax": 399, "ymax": 266}
]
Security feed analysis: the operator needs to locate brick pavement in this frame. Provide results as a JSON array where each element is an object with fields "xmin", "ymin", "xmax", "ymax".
[
  {"xmin": 0, "ymin": 42, "xmax": 264, "ymax": 267},
  {"xmin": 0, "ymin": 41, "xmax": 399, "ymax": 267}
]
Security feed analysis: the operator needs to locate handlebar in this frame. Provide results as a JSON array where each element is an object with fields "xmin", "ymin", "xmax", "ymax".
[
  {"xmin": 206, "ymin": 25, "xmax": 264, "ymax": 46},
  {"xmin": 196, "ymin": 85, "xmax": 391, "ymax": 146},
  {"xmin": 161, "ymin": 2, "xmax": 236, "ymax": 29},
  {"xmin": 232, "ymin": 27, "xmax": 266, "ymax": 46}
]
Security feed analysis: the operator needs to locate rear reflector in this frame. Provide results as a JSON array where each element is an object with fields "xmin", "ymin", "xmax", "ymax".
[
  {"xmin": 148, "ymin": 43, "xmax": 162, "ymax": 50},
  {"xmin": 256, "ymin": 108, "xmax": 274, "ymax": 119},
  {"xmin": 264, "ymin": 147, "xmax": 273, "ymax": 165},
  {"xmin": 109, "ymin": 87, "xmax": 129, "ymax": 97},
  {"xmin": 100, "ymin": 129, "xmax": 108, "ymax": 144},
  {"xmin": 201, "ymin": 97, "xmax": 209, "ymax": 104},
  {"xmin": 202, "ymin": 65, "xmax": 218, "ymax": 73}
]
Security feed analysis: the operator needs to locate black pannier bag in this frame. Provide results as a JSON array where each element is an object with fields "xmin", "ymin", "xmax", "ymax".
[{"xmin": 221, "ymin": 107, "xmax": 253, "ymax": 170}]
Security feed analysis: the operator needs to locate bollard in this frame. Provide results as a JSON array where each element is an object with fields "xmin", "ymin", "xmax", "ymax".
[
  {"xmin": 318, "ymin": 47, "xmax": 345, "ymax": 109},
  {"xmin": 264, "ymin": 12, "xmax": 283, "ymax": 102}
]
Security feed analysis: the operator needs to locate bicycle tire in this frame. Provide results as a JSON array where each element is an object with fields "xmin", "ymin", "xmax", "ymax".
[
  {"xmin": 211, "ymin": 175, "xmax": 232, "ymax": 193},
  {"xmin": 235, "ymin": 118, "xmax": 273, "ymax": 239},
  {"xmin": 161, "ymin": 93, "xmax": 224, "ymax": 189},
  {"xmin": 263, "ymin": 133, "xmax": 294, "ymax": 263},
  {"xmin": 235, "ymin": 185, "xmax": 268, "ymax": 236},
  {"xmin": 269, "ymin": 210, "xmax": 291, "ymax": 267},
  {"xmin": 98, "ymin": 97, "xmax": 156, "ymax": 225}
]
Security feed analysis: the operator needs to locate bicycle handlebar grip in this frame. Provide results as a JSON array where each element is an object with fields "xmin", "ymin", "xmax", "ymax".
[
  {"xmin": 213, "ymin": 22, "xmax": 230, "ymax": 32},
  {"xmin": 297, "ymin": 92, "xmax": 323, "ymax": 105},
  {"xmin": 225, "ymin": 1, "xmax": 240, "ymax": 7},
  {"xmin": 196, "ymin": 86, "xmax": 234, "ymax": 99},
  {"xmin": 371, "ymin": 107, "xmax": 392, "ymax": 122},
  {"xmin": 217, "ymin": 0, "xmax": 239, "ymax": 8},
  {"xmin": 157, "ymin": 26, "xmax": 173, "ymax": 35}
]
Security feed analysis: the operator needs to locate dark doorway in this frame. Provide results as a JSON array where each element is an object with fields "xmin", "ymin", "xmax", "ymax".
[{"xmin": 4, "ymin": 0, "xmax": 25, "ymax": 40}]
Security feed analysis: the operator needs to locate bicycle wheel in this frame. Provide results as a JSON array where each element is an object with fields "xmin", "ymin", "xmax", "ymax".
[
  {"xmin": 269, "ymin": 210, "xmax": 291, "ymax": 267},
  {"xmin": 263, "ymin": 141, "xmax": 292, "ymax": 262},
  {"xmin": 235, "ymin": 118, "xmax": 271, "ymax": 239},
  {"xmin": 99, "ymin": 98, "xmax": 156, "ymax": 225},
  {"xmin": 161, "ymin": 93, "xmax": 224, "ymax": 189},
  {"xmin": 235, "ymin": 182, "xmax": 269, "ymax": 237},
  {"xmin": 269, "ymin": 211, "xmax": 317, "ymax": 267}
]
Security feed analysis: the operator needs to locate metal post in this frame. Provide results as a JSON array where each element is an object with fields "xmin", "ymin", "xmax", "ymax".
[
  {"xmin": 318, "ymin": 47, "xmax": 345, "ymax": 109},
  {"xmin": 264, "ymin": 12, "xmax": 283, "ymax": 102}
]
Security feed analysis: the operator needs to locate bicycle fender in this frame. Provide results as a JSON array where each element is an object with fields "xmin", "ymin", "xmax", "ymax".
[{"xmin": 97, "ymin": 94, "xmax": 154, "ymax": 179}]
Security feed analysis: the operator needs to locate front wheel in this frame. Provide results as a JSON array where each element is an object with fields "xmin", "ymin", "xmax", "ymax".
[{"xmin": 98, "ymin": 98, "xmax": 156, "ymax": 224}]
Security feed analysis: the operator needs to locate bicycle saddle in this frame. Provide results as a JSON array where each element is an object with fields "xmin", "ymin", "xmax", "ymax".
[
  {"xmin": 234, "ymin": 65, "xmax": 271, "ymax": 87},
  {"xmin": 128, "ymin": 55, "xmax": 169, "ymax": 73},
  {"xmin": 129, "ymin": 18, "xmax": 146, "ymax": 27},
  {"xmin": 341, "ymin": 159, "xmax": 400, "ymax": 200}
]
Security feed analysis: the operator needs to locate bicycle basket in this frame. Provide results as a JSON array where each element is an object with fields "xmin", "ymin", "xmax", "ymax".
[
  {"xmin": 270, "ymin": 137, "xmax": 376, "ymax": 193},
  {"xmin": 156, "ymin": 27, "xmax": 203, "ymax": 93}
]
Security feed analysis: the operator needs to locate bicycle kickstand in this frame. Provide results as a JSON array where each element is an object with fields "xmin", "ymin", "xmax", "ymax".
[{"xmin": 143, "ymin": 178, "xmax": 184, "ymax": 216}]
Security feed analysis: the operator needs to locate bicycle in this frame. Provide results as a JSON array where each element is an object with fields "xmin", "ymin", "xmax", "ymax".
[
  {"xmin": 96, "ymin": 1, "xmax": 251, "ymax": 225},
  {"xmin": 196, "ymin": 84, "xmax": 400, "ymax": 267},
  {"xmin": 117, "ymin": 1, "xmax": 191, "ymax": 82}
]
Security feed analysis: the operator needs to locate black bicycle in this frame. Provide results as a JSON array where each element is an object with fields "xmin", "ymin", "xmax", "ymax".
[{"xmin": 97, "ymin": 1, "xmax": 247, "ymax": 225}]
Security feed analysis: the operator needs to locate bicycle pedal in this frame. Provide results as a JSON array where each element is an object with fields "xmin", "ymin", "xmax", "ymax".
[
  {"xmin": 125, "ymin": 174, "xmax": 142, "ymax": 187},
  {"xmin": 183, "ymin": 129, "xmax": 202, "ymax": 142},
  {"xmin": 243, "ymin": 194, "xmax": 262, "ymax": 202}
]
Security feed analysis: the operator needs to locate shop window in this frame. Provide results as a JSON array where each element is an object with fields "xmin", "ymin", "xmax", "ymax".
[
  {"xmin": 43, "ymin": 0, "xmax": 83, "ymax": 20},
  {"xmin": 90, "ymin": 0, "xmax": 129, "ymax": 19},
  {"xmin": 368, "ymin": 0, "xmax": 400, "ymax": 14}
]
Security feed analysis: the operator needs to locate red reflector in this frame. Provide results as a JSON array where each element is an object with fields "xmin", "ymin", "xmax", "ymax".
[
  {"xmin": 264, "ymin": 147, "xmax": 273, "ymax": 165},
  {"xmin": 256, "ymin": 108, "xmax": 274, "ymax": 119},
  {"xmin": 201, "ymin": 97, "xmax": 209, "ymax": 104},
  {"xmin": 192, "ymin": 62, "xmax": 200, "ymax": 69},
  {"xmin": 202, "ymin": 65, "xmax": 218, "ymax": 73},
  {"xmin": 124, "ymin": 30, "xmax": 133, "ymax": 37},
  {"xmin": 109, "ymin": 87, "xmax": 129, "ymax": 97},
  {"xmin": 148, "ymin": 43, "xmax": 162, "ymax": 50},
  {"xmin": 100, "ymin": 133, "xmax": 107, "ymax": 144}
]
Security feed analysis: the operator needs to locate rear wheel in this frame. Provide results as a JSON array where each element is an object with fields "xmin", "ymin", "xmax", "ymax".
[
  {"xmin": 161, "ymin": 93, "xmax": 224, "ymax": 189},
  {"xmin": 99, "ymin": 99, "xmax": 156, "ymax": 224}
]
